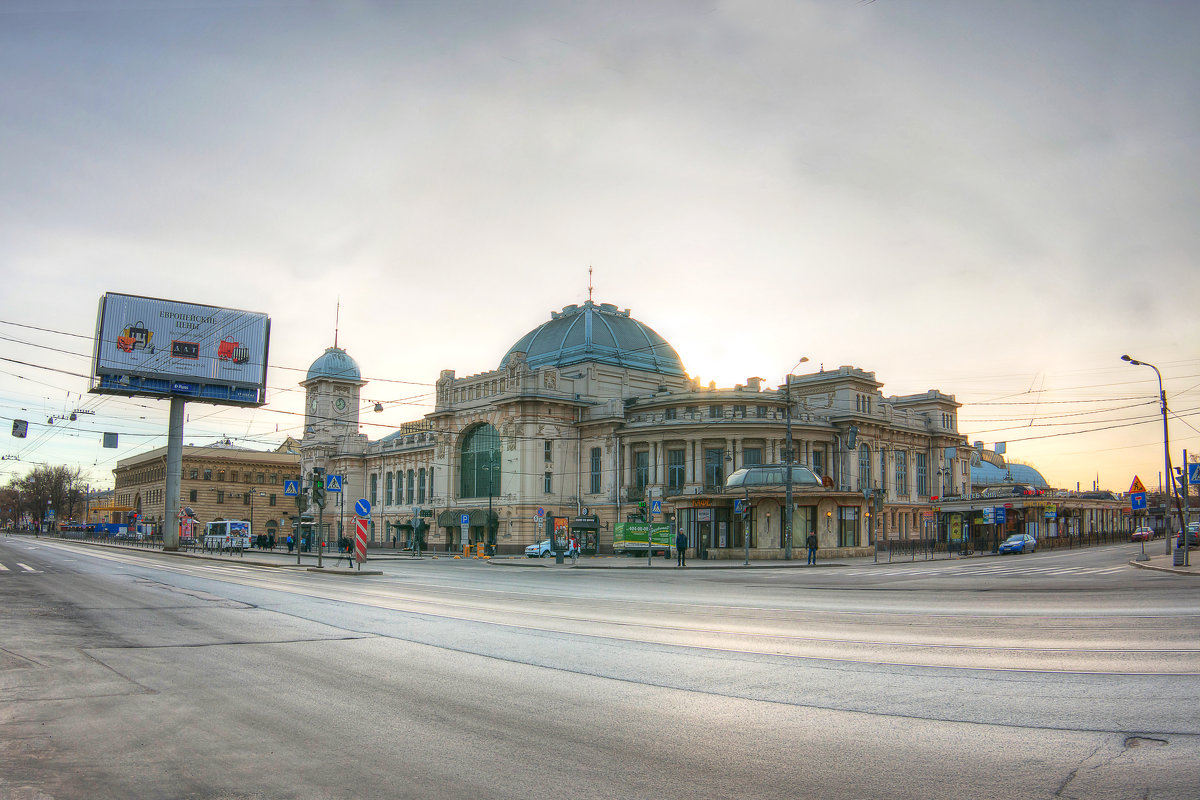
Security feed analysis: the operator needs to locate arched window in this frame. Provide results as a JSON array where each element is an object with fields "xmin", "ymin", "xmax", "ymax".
[
  {"xmin": 418, "ymin": 468, "xmax": 426, "ymax": 504},
  {"xmin": 858, "ymin": 443, "xmax": 871, "ymax": 491},
  {"xmin": 406, "ymin": 469, "xmax": 415, "ymax": 505},
  {"xmin": 460, "ymin": 424, "xmax": 500, "ymax": 499}
]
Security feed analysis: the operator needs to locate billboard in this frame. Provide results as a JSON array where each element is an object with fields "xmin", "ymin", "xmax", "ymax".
[{"xmin": 90, "ymin": 293, "xmax": 270, "ymax": 406}]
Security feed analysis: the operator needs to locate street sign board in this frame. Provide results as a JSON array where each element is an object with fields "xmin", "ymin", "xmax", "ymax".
[
  {"xmin": 994, "ymin": 507, "xmax": 1007, "ymax": 523},
  {"xmin": 1131, "ymin": 492, "xmax": 1148, "ymax": 511},
  {"xmin": 283, "ymin": 480, "xmax": 300, "ymax": 497},
  {"xmin": 460, "ymin": 513, "xmax": 470, "ymax": 526},
  {"xmin": 1189, "ymin": 463, "xmax": 1200, "ymax": 485},
  {"xmin": 1130, "ymin": 475, "xmax": 1146, "ymax": 493},
  {"xmin": 536, "ymin": 507, "xmax": 545, "ymax": 517},
  {"xmin": 651, "ymin": 500, "xmax": 662, "ymax": 514},
  {"xmin": 354, "ymin": 518, "xmax": 368, "ymax": 563},
  {"xmin": 325, "ymin": 474, "xmax": 342, "ymax": 492},
  {"xmin": 355, "ymin": 498, "xmax": 371, "ymax": 517}
]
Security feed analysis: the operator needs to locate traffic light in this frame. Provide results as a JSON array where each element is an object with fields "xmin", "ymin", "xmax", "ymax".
[
  {"xmin": 637, "ymin": 500, "xmax": 647, "ymax": 521},
  {"xmin": 312, "ymin": 478, "xmax": 326, "ymax": 509}
]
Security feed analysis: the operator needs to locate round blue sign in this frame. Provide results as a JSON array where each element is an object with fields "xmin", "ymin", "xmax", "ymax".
[{"xmin": 355, "ymin": 498, "xmax": 371, "ymax": 517}]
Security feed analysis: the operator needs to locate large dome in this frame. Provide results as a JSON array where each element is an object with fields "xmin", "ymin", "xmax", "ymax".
[
  {"xmin": 970, "ymin": 460, "xmax": 1049, "ymax": 489},
  {"xmin": 305, "ymin": 347, "xmax": 361, "ymax": 383},
  {"xmin": 501, "ymin": 301, "xmax": 686, "ymax": 377}
]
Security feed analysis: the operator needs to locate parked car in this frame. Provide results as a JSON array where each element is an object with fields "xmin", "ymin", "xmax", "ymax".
[
  {"xmin": 998, "ymin": 533, "xmax": 1037, "ymax": 554},
  {"xmin": 1178, "ymin": 523, "xmax": 1199, "ymax": 548},
  {"xmin": 1131, "ymin": 527, "xmax": 1155, "ymax": 542},
  {"xmin": 524, "ymin": 539, "xmax": 578, "ymax": 558}
]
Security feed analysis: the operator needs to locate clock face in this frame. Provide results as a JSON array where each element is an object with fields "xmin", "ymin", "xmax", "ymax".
[{"xmin": 334, "ymin": 397, "xmax": 347, "ymax": 412}]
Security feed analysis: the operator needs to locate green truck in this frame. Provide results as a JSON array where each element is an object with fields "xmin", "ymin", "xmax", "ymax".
[{"xmin": 613, "ymin": 522, "xmax": 672, "ymax": 556}]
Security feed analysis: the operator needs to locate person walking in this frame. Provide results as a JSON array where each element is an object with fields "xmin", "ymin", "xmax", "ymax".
[
  {"xmin": 806, "ymin": 530, "xmax": 818, "ymax": 565},
  {"xmin": 286, "ymin": 534, "xmax": 294, "ymax": 553},
  {"xmin": 676, "ymin": 530, "xmax": 688, "ymax": 567}
]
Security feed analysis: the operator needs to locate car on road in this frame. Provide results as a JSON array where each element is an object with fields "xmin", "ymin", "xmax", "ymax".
[
  {"xmin": 524, "ymin": 539, "xmax": 578, "ymax": 558},
  {"xmin": 998, "ymin": 533, "xmax": 1037, "ymax": 554},
  {"xmin": 1131, "ymin": 527, "xmax": 1155, "ymax": 542},
  {"xmin": 1178, "ymin": 523, "xmax": 1199, "ymax": 548}
]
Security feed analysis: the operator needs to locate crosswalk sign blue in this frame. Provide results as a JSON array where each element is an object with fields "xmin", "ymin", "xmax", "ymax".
[
  {"xmin": 326, "ymin": 474, "xmax": 342, "ymax": 492},
  {"xmin": 651, "ymin": 500, "xmax": 662, "ymax": 514},
  {"xmin": 283, "ymin": 480, "xmax": 300, "ymax": 496},
  {"xmin": 1189, "ymin": 463, "xmax": 1200, "ymax": 485}
]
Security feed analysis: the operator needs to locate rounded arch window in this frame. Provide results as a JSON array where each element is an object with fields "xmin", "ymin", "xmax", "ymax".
[{"xmin": 460, "ymin": 424, "xmax": 500, "ymax": 499}]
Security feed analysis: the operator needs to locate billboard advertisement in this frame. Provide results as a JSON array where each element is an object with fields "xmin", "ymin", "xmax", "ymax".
[{"xmin": 90, "ymin": 293, "xmax": 270, "ymax": 406}]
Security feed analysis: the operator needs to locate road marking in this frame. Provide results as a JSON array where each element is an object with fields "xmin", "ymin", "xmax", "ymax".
[
  {"xmin": 0, "ymin": 563, "xmax": 9, "ymax": 571},
  {"xmin": 17, "ymin": 563, "xmax": 37, "ymax": 572}
]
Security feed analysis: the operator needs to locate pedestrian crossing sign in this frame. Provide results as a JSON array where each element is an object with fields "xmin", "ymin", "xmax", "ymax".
[{"xmin": 1129, "ymin": 476, "xmax": 1146, "ymax": 493}]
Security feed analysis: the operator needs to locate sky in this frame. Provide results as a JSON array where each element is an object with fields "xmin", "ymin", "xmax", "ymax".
[{"xmin": 1, "ymin": 0, "xmax": 1197, "ymax": 495}]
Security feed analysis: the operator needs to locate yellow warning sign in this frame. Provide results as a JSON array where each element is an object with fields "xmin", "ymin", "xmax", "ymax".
[{"xmin": 1129, "ymin": 476, "xmax": 1146, "ymax": 493}]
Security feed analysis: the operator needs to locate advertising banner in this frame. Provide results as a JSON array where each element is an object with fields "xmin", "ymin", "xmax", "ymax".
[{"xmin": 90, "ymin": 293, "xmax": 270, "ymax": 406}]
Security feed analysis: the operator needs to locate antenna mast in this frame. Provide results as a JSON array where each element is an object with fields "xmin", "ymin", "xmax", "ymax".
[
  {"xmin": 588, "ymin": 266, "xmax": 593, "ymax": 303},
  {"xmin": 334, "ymin": 298, "xmax": 340, "ymax": 348}
]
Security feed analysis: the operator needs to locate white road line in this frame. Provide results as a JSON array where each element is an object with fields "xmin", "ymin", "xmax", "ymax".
[
  {"xmin": 0, "ymin": 563, "xmax": 9, "ymax": 571},
  {"xmin": 17, "ymin": 563, "xmax": 37, "ymax": 572}
]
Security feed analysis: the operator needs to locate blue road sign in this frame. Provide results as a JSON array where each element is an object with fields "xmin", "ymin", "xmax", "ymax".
[
  {"xmin": 283, "ymin": 480, "xmax": 300, "ymax": 497},
  {"xmin": 460, "ymin": 513, "xmax": 470, "ymax": 526},
  {"xmin": 651, "ymin": 500, "xmax": 662, "ymax": 514},
  {"xmin": 994, "ymin": 507, "xmax": 1006, "ymax": 523},
  {"xmin": 326, "ymin": 474, "xmax": 342, "ymax": 492},
  {"xmin": 1131, "ymin": 492, "xmax": 1148, "ymax": 511},
  {"xmin": 355, "ymin": 498, "xmax": 371, "ymax": 517},
  {"xmin": 1189, "ymin": 463, "xmax": 1200, "ymax": 485},
  {"xmin": 536, "ymin": 507, "xmax": 545, "ymax": 517}
]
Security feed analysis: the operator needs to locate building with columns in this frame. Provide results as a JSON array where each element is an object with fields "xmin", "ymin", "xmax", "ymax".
[{"xmin": 299, "ymin": 299, "xmax": 973, "ymax": 558}]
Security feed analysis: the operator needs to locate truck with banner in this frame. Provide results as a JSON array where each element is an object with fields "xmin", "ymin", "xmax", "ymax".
[{"xmin": 613, "ymin": 522, "xmax": 672, "ymax": 556}]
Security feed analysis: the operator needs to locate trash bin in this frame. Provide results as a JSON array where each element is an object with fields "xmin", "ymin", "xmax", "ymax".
[{"xmin": 1174, "ymin": 546, "xmax": 1186, "ymax": 567}]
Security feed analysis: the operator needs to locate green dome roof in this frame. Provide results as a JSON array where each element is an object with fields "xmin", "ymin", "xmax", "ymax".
[
  {"xmin": 305, "ymin": 347, "xmax": 361, "ymax": 382},
  {"xmin": 501, "ymin": 301, "xmax": 686, "ymax": 377}
]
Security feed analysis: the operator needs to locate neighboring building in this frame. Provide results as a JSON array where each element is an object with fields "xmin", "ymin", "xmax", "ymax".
[
  {"xmin": 113, "ymin": 442, "xmax": 301, "ymax": 539},
  {"xmin": 299, "ymin": 299, "xmax": 974, "ymax": 558}
]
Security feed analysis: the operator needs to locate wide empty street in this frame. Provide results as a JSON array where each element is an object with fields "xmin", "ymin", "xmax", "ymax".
[{"xmin": 2, "ymin": 536, "xmax": 1197, "ymax": 800}]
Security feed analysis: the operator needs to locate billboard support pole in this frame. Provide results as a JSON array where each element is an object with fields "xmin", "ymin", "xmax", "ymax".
[{"xmin": 163, "ymin": 397, "xmax": 185, "ymax": 551}]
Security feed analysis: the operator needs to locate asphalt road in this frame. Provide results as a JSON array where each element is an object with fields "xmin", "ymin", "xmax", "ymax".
[{"xmin": 2, "ymin": 535, "xmax": 1197, "ymax": 800}]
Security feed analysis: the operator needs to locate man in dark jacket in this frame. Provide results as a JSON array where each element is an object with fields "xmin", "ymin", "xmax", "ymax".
[
  {"xmin": 676, "ymin": 530, "xmax": 688, "ymax": 567},
  {"xmin": 806, "ymin": 530, "xmax": 819, "ymax": 565}
]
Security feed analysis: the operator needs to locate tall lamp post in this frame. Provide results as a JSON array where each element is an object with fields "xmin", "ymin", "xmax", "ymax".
[
  {"xmin": 1121, "ymin": 355, "xmax": 1183, "ymax": 557},
  {"xmin": 784, "ymin": 357, "xmax": 809, "ymax": 561}
]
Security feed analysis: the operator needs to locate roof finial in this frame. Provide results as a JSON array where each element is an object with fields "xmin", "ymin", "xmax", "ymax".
[
  {"xmin": 588, "ymin": 265, "xmax": 593, "ymax": 303},
  {"xmin": 334, "ymin": 298, "xmax": 340, "ymax": 349}
]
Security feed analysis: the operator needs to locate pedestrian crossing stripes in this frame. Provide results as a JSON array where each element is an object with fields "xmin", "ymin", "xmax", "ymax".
[
  {"xmin": 837, "ymin": 563, "xmax": 1127, "ymax": 578},
  {"xmin": 0, "ymin": 562, "xmax": 40, "ymax": 573}
]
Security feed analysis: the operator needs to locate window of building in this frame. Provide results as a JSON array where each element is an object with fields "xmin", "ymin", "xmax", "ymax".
[
  {"xmin": 708, "ymin": 405, "xmax": 723, "ymax": 419},
  {"xmin": 370, "ymin": 474, "xmax": 378, "ymax": 505},
  {"xmin": 895, "ymin": 451, "xmax": 908, "ymax": 496},
  {"xmin": 230, "ymin": 470, "xmax": 238, "ymax": 482},
  {"xmin": 217, "ymin": 470, "xmax": 225, "ymax": 482},
  {"xmin": 204, "ymin": 469, "xmax": 212, "ymax": 481},
  {"xmin": 812, "ymin": 448, "xmax": 824, "ymax": 478},
  {"xmin": 857, "ymin": 444, "xmax": 871, "ymax": 491},
  {"xmin": 756, "ymin": 405, "xmax": 767, "ymax": 418},
  {"xmin": 704, "ymin": 448, "xmax": 725, "ymax": 489},
  {"xmin": 733, "ymin": 404, "xmax": 746, "ymax": 418},
  {"xmin": 916, "ymin": 453, "xmax": 928, "ymax": 496},
  {"xmin": 189, "ymin": 490, "xmax": 197, "ymax": 502},
  {"xmin": 590, "ymin": 447, "xmax": 602, "ymax": 494},
  {"xmin": 418, "ymin": 468, "xmax": 426, "ymax": 504},
  {"xmin": 838, "ymin": 506, "xmax": 859, "ymax": 547},
  {"xmin": 257, "ymin": 472, "xmax": 265, "ymax": 484},
  {"xmin": 243, "ymin": 492, "xmax": 250, "ymax": 506},
  {"xmin": 879, "ymin": 449, "xmax": 887, "ymax": 494},
  {"xmin": 544, "ymin": 471, "xmax": 552, "ymax": 493},
  {"xmin": 544, "ymin": 441, "xmax": 552, "ymax": 463},
  {"xmin": 743, "ymin": 447, "xmax": 762, "ymax": 467},
  {"xmin": 634, "ymin": 451, "xmax": 649, "ymax": 492},
  {"xmin": 668, "ymin": 449, "xmax": 685, "ymax": 491},
  {"xmin": 407, "ymin": 470, "xmax": 415, "ymax": 504},
  {"xmin": 216, "ymin": 490, "xmax": 224, "ymax": 504},
  {"xmin": 460, "ymin": 424, "xmax": 500, "ymax": 499},
  {"xmin": 386, "ymin": 473, "xmax": 393, "ymax": 505},
  {"xmin": 686, "ymin": 406, "xmax": 699, "ymax": 417},
  {"xmin": 190, "ymin": 469, "xmax": 198, "ymax": 480},
  {"xmin": 665, "ymin": 407, "xmax": 677, "ymax": 420},
  {"xmin": 269, "ymin": 494, "xmax": 276, "ymax": 507},
  {"xmin": 270, "ymin": 474, "xmax": 278, "ymax": 485}
]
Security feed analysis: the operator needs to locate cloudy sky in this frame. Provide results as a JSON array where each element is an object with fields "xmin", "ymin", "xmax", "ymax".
[{"xmin": 1, "ymin": 0, "xmax": 1197, "ymax": 494}]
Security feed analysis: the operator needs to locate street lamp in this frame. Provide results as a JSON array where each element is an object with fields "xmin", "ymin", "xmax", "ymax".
[
  {"xmin": 1121, "ymin": 355, "xmax": 1184, "ymax": 558},
  {"xmin": 784, "ymin": 357, "xmax": 809, "ymax": 561}
]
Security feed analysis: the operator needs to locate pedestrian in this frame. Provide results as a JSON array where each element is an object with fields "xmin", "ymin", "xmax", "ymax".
[
  {"xmin": 806, "ymin": 529, "xmax": 818, "ymax": 565},
  {"xmin": 337, "ymin": 535, "xmax": 350, "ymax": 565},
  {"xmin": 676, "ymin": 530, "xmax": 688, "ymax": 567},
  {"xmin": 286, "ymin": 534, "xmax": 294, "ymax": 553}
]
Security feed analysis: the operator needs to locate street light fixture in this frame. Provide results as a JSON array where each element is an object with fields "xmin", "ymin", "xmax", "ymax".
[
  {"xmin": 1121, "ymin": 355, "xmax": 1184, "ymax": 558},
  {"xmin": 784, "ymin": 357, "xmax": 809, "ymax": 561}
]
